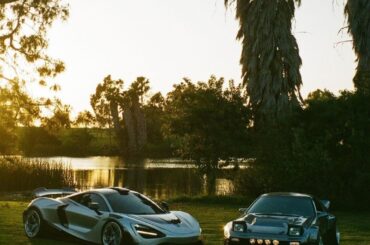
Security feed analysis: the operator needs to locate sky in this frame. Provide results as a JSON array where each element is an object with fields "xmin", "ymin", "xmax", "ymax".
[{"xmin": 31, "ymin": 0, "xmax": 355, "ymax": 115}]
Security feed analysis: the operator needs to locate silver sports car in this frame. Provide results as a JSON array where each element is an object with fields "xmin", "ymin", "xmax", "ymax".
[{"xmin": 23, "ymin": 187, "xmax": 203, "ymax": 245}]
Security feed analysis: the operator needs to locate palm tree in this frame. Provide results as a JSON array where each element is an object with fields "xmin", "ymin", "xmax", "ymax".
[
  {"xmin": 225, "ymin": 0, "xmax": 303, "ymax": 125},
  {"xmin": 345, "ymin": 0, "xmax": 370, "ymax": 94}
]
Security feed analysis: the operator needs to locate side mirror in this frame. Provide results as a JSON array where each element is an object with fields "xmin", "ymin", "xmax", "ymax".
[
  {"xmin": 238, "ymin": 208, "xmax": 248, "ymax": 214},
  {"xmin": 321, "ymin": 200, "xmax": 330, "ymax": 210},
  {"xmin": 88, "ymin": 202, "xmax": 101, "ymax": 214},
  {"xmin": 160, "ymin": 201, "xmax": 169, "ymax": 212}
]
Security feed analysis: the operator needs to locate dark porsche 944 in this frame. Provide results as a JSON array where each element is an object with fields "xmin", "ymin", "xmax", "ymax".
[{"xmin": 224, "ymin": 193, "xmax": 339, "ymax": 245}]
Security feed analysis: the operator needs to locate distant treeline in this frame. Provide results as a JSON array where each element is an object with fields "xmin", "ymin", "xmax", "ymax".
[{"xmin": 15, "ymin": 127, "xmax": 172, "ymax": 158}]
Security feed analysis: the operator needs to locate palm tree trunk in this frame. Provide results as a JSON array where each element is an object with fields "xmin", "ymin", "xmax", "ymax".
[{"xmin": 345, "ymin": 0, "xmax": 370, "ymax": 94}]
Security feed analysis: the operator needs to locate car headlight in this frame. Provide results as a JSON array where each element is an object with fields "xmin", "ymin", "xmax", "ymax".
[
  {"xmin": 232, "ymin": 221, "xmax": 246, "ymax": 232},
  {"xmin": 288, "ymin": 226, "xmax": 302, "ymax": 236},
  {"xmin": 134, "ymin": 224, "xmax": 165, "ymax": 239}
]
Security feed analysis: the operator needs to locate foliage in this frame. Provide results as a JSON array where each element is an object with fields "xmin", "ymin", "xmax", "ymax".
[
  {"xmin": 0, "ymin": 79, "xmax": 40, "ymax": 153},
  {"xmin": 0, "ymin": 0, "xmax": 69, "ymax": 153},
  {"xmin": 59, "ymin": 128, "xmax": 94, "ymax": 156},
  {"xmin": 73, "ymin": 110, "xmax": 96, "ymax": 128},
  {"xmin": 236, "ymin": 90, "xmax": 370, "ymax": 209},
  {"xmin": 345, "ymin": 0, "xmax": 370, "ymax": 93},
  {"xmin": 90, "ymin": 75, "xmax": 124, "ymax": 128},
  {"xmin": 143, "ymin": 92, "xmax": 172, "ymax": 157},
  {"xmin": 0, "ymin": 157, "xmax": 74, "ymax": 191},
  {"xmin": 0, "ymin": 0, "xmax": 68, "ymax": 85},
  {"xmin": 17, "ymin": 127, "xmax": 120, "ymax": 157},
  {"xmin": 225, "ymin": 0, "xmax": 303, "ymax": 124},
  {"xmin": 164, "ymin": 76, "xmax": 250, "ymax": 178},
  {"xmin": 18, "ymin": 127, "xmax": 60, "ymax": 156},
  {"xmin": 41, "ymin": 99, "xmax": 72, "ymax": 134}
]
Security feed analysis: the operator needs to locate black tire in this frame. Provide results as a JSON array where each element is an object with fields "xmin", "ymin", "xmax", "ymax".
[
  {"xmin": 311, "ymin": 234, "xmax": 324, "ymax": 245},
  {"xmin": 24, "ymin": 208, "xmax": 44, "ymax": 238},
  {"xmin": 101, "ymin": 221, "xmax": 124, "ymax": 245},
  {"xmin": 326, "ymin": 227, "xmax": 339, "ymax": 245}
]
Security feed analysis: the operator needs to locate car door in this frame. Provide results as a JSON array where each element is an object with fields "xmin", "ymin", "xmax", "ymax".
[{"xmin": 66, "ymin": 193, "xmax": 109, "ymax": 234}]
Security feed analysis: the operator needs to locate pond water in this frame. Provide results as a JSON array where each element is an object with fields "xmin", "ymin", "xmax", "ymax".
[{"xmin": 36, "ymin": 157, "xmax": 243, "ymax": 200}]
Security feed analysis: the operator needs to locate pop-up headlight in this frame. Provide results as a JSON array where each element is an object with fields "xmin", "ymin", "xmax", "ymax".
[{"xmin": 232, "ymin": 221, "xmax": 246, "ymax": 232}]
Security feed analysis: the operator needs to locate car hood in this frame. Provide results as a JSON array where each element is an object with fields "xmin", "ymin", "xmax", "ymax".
[
  {"xmin": 127, "ymin": 211, "xmax": 199, "ymax": 234},
  {"xmin": 242, "ymin": 213, "xmax": 311, "ymax": 235}
]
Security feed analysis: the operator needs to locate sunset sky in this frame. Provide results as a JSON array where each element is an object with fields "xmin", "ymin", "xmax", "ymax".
[{"xmin": 32, "ymin": 0, "xmax": 355, "ymax": 114}]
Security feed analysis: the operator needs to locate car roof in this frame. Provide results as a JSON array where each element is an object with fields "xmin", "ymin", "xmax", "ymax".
[
  {"xmin": 261, "ymin": 192, "xmax": 313, "ymax": 198},
  {"xmin": 67, "ymin": 187, "xmax": 133, "ymax": 197}
]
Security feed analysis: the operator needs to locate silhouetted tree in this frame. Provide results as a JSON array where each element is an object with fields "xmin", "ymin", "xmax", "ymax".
[
  {"xmin": 345, "ymin": 0, "xmax": 370, "ymax": 93},
  {"xmin": 225, "ymin": 0, "xmax": 303, "ymax": 125},
  {"xmin": 0, "ymin": 0, "xmax": 68, "ymax": 84},
  {"xmin": 164, "ymin": 76, "xmax": 250, "ymax": 194}
]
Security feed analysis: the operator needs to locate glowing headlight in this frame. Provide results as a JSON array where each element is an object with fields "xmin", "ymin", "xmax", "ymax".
[
  {"xmin": 289, "ymin": 226, "xmax": 302, "ymax": 236},
  {"xmin": 232, "ymin": 222, "xmax": 246, "ymax": 232},
  {"xmin": 134, "ymin": 224, "xmax": 164, "ymax": 239}
]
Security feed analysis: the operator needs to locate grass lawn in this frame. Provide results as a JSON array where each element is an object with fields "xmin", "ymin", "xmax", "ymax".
[{"xmin": 0, "ymin": 201, "xmax": 369, "ymax": 244}]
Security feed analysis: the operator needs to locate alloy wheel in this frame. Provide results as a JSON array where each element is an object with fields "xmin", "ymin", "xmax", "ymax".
[
  {"xmin": 24, "ymin": 209, "xmax": 41, "ymax": 238},
  {"xmin": 102, "ymin": 221, "xmax": 122, "ymax": 245}
]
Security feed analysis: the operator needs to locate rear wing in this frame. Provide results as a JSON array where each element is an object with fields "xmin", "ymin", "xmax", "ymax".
[{"xmin": 33, "ymin": 187, "xmax": 77, "ymax": 198}]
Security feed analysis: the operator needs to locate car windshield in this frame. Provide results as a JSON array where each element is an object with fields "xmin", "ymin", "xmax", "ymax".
[
  {"xmin": 248, "ymin": 196, "xmax": 315, "ymax": 217},
  {"xmin": 105, "ymin": 191, "xmax": 166, "ymax": 215}
]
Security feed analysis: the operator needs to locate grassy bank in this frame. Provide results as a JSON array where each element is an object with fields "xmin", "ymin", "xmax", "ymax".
[{"xmin": 0, "ymin": 201, "xmax": 369, "ymax": 244}]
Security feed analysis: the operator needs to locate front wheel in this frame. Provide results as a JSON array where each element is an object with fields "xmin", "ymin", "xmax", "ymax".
[
  {"xmin": 24, "ymin": 208, "xmax": 43, "ymax": 238},
  {"xmin": 326, "ymin": 227, "xmax": 339, "ymax": 245},
  {"xmin": 101, "ymin": 221, "xmax": 123, "ymax": 245}
]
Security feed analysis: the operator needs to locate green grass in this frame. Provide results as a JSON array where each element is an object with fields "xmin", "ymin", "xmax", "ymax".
[{"xmin": 0, "ymin": 201, "xmax": 369, "ymax": 244}]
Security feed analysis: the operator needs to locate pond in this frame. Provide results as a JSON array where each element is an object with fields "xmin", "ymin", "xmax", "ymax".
[{"xmin": 35, "ymin": 157, "xmax": 244, "ymax": 200}]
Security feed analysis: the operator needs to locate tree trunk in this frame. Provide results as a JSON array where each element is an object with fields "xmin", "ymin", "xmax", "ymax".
[
  {"xmin": 122, "ymin": 109, "xmax": 137, "ymax": 155},
  {"xmin": 109, "ymin": 101, "xmax": 120, "ymax": 130},
  {"xmin": 132, "ymin": 101, "xmax": 147, "ymax": 151}
]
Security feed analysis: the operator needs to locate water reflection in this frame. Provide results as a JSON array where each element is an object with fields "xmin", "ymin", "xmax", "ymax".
[{"xmin": 37, "ymin": 157, "xmax": 238, "ymax": 199}]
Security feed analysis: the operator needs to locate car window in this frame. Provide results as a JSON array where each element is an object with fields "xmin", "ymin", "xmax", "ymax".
[
  {"xmin": 314, "ymin": 198, "xmax": 324, "ymax": 212},
  {"xmin": 69, "ymin": 193, "xmax": 83, "ymax": 203},
  {"xmin": 104, "ymin": 192, "xmax": 165, "ymax": 215},
  {"xmin": 89, "ymin": 194, "xmax": 109, "ymax": 212},
  {"xmin": 70, "ymin": 193, "xmax": 109, "ymax": 212},
  {"xmin": 248, "ymin": 196, "xmax": 315, "ymax": 217}
]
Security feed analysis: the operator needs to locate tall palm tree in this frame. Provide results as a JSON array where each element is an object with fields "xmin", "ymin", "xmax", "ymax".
[
  {"xmin": 345, "ymin": 0, "xmax": 370, "ymax": 94},
  {"xmin": 225, "ymin": 0, "xmax": 303, "ymax": 125}
]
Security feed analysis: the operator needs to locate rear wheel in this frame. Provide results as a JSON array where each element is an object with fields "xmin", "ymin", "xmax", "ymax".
[
  {"xmin": 24, "ymin": 208, "xmax": 43, "ymax": 238},
  {"xmin": 326, "ymin": 227, "xmax": 339, "ymax": 245},
  {"xmin": 101, "ymin": 221, "xmax": 123, "ymax": 245}
]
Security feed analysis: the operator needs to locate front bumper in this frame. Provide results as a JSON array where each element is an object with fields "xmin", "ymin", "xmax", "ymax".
[
  {"xmin": 225, "ymin": 237, "xmax": 309, "ymax": 245},
  {"xmin": 130, "ymin": 232, "xmax": 202, "ymax": 245}
]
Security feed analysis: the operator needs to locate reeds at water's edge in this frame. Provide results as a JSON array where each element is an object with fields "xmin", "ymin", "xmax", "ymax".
[{"xmin": 0, "ymin": 156, "xmax": 74, "ymax": 192}]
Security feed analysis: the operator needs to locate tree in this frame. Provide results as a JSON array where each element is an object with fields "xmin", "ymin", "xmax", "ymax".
[
  {"xmin": 345, "ymin": 0, "xmax": 370, "ymax": 94},
  {"xmin": 90, "ymin": 75, "xmax": 124, "ymax": 128},
  {"xmin": 0, "ymin": 0, "xmax": 68, "ymax": 84},
  {"xmin": 90, "ymin": 75, "xmax": 149, "ymax": 156},
  {"xmin": 73, "ymin": 110, "xmax": 96, "ymax": 128},
  {"xmin": 225, "ymin": 0, "xmax": 303, "ymax": 125},
  {"xmin": 41, "ymin": 99, "xmax": 71, "ymax": 134},
  {"xmin": 0, "ymin": 79, "xmax": 40, "ymax": 153},
  {"xmin": 164, "ymin": 76, "xmax": 250, "ymax": 193},
  {"xmin": 0, "ymin": 0, "xmax": 68, "ymax": 153}
]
